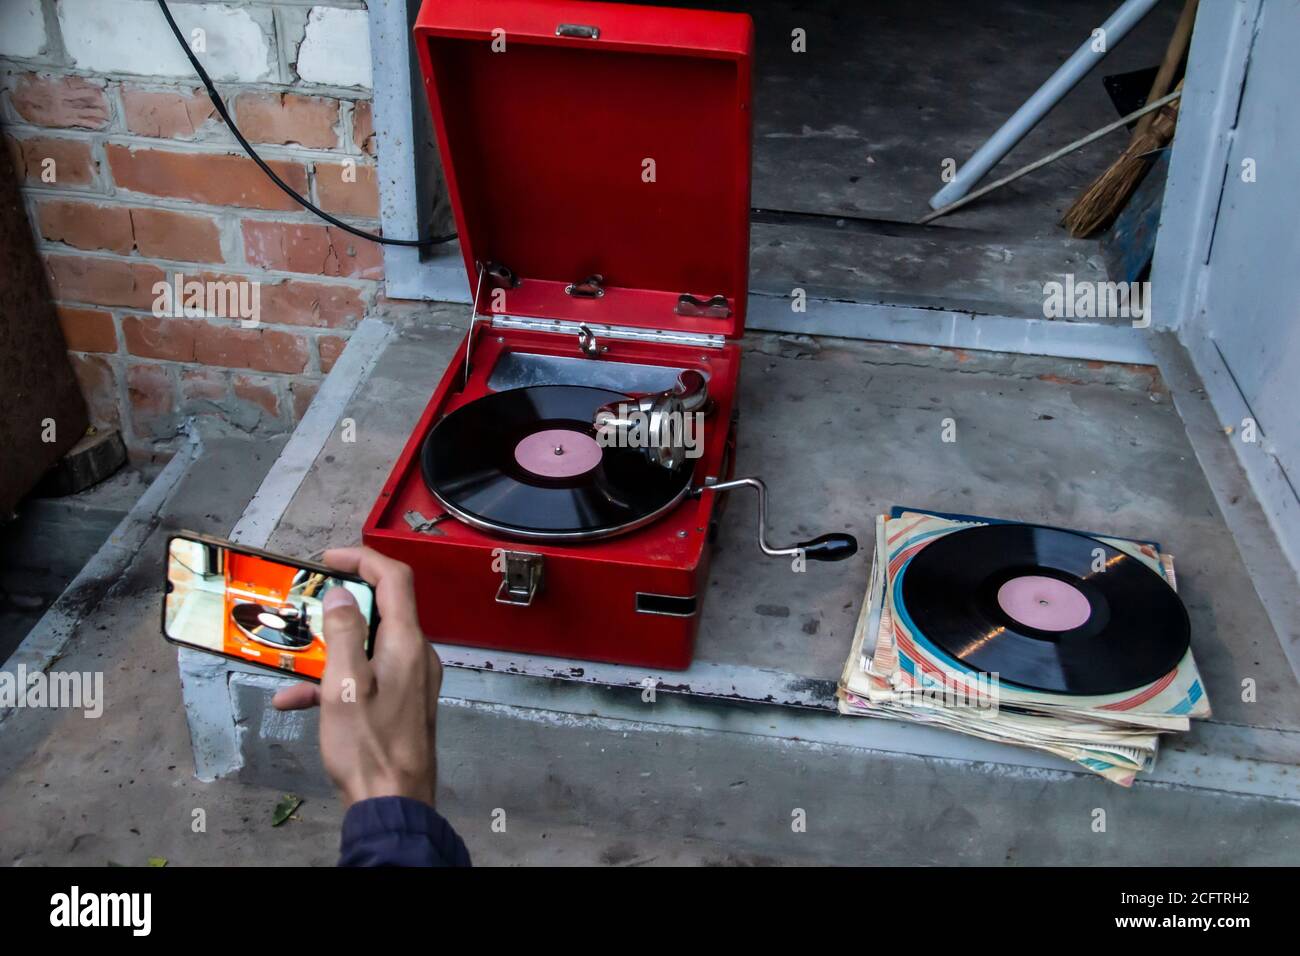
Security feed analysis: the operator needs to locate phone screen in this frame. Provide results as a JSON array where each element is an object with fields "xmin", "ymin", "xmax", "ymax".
[{"xmin": 162, "ymin": 534, "xmax": 377, "ymax": 682}]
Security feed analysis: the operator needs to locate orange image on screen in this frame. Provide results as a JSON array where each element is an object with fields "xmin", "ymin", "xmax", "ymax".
[
  {"xmin": 222, "ymin": 552, "xmax": 330, "ymax": 681},
  {"xmin": 165, "ymin": 538, "xmax": 374, "ymax": 681}
]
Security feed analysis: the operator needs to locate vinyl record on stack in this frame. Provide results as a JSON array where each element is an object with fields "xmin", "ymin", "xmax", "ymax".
[
  {"xmin": 421, "ymin": 385, "xmax": 694, "ymax": 540},
  {"xmin": 898, "ymin": 524, "xmax": 1189, "ymax": 696}
]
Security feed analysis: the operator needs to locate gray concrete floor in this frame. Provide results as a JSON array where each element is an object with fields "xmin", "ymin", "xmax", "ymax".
[
  {"xmin": 0, "ymin": 468, "xmax": 148, "ymax": 662},
  {"xmin": 719, "ymin": 0, "xmax": 1183, "ymax": 315},
  {"xmin": 270, "ymin": 309, "xmax": 1300, "ymax": 740},
  {"xmin": 1, "ymin": 314, "xmax": 1297, "ymax": 865},
  {"xmin": 743, "ymin": 0, "xmax": 1179, "ymax": 223}
]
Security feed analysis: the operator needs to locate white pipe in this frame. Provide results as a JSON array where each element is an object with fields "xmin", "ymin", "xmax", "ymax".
[
  {"xmin": 918, "ymin": 90, "xmax": 1180, "ymax": 225},
  {"xmin": 927, "ymin": 0, "xmax": 1161, "ymax": 210}
]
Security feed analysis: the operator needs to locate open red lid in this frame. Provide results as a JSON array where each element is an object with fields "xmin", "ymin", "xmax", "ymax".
[{"xmin": 414, "ymin": 0, "xmax": 754, "ymax": 338}]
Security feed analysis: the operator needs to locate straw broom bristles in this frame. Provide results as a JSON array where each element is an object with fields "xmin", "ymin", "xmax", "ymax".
[{"xmin": 1061, "ymin": 79, "xmax": 1184, "ymax": 238}]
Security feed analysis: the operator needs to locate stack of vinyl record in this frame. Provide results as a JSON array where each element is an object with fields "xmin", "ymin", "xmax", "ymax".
[{"xmin": 837, "ymin": 509, "xmax": 1211, "ymax": 786}]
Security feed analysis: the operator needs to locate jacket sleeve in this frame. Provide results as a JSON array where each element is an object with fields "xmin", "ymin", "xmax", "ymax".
[{"xmin": 338, "ymin": 796, "xmax": 471, "ymax": 867}]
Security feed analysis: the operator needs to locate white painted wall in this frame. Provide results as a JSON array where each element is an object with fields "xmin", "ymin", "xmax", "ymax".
[
  {"xmin": 1199, "ymin": 1, "xmax": 1300, "ymax": 484},
  {"xmin": 56, "ymin": 0, "xmax": 276, "ymax": 82},
  {"xmin": 1154, "ymin": 0, "xmax": 1300, "ymax": 574},
  {"xmin": 1192, "ymin": 0, "xmax": 1300, "ymax": 571},
  {"xmin": 296, "ymin": 6, "xmax": 372, "ymax": 89},
  {"xmin": 0, "ymin": 0, "xmax": 48, "ymax": 58}
]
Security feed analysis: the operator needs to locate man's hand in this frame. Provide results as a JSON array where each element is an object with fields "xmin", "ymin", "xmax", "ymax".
[{"xmin": 272, "ymin": 546, "xmax": 441, "ymax": 809}]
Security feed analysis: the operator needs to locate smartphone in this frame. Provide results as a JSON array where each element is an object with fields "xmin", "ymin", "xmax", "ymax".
[{"xmin": 162, "ymin": 532, "xmax": 378, "ymax": 682}]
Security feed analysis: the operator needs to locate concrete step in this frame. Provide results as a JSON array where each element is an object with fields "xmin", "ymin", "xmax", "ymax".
[{"xmin": 228, "ymin": 669, "xmax": 1300, "ymax": 866}]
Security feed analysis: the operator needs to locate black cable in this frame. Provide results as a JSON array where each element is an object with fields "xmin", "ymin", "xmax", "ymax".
[{"xmin": 156, "ymin": 0, "xmax": 454, "ymax": 247}]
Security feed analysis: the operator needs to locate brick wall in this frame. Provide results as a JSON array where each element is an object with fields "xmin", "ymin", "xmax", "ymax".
[{"xmin": 0, "ymin": 0, "xmax": 383, "ymax": 461}]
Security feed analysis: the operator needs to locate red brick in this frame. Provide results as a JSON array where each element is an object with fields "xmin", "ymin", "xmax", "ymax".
[
  {"xmin": 10, "ymin": 74, "xmax": 111, "ymax": 129},
  {"xmin": 38, "ymin": 201, "xmax": 224, "ymax": 262},
  {"xmin": 37, "ymin": 199, "xmax": 133, "ymax": 254},
  {"xmin": 234, "ymin": 92, "xmax": 339, "ymax": 148},
  {"xmin": 289, "ymin": 379, "xmax": 319, "ymax": 420},
  {"xmin": 69, "ymin": 354, "xmax": 120, "ymax": 430},
  {"xmin": 241, "ymin": 221, "xmax": 383, "ymax": 279},
  {"xmin": 233, "ymin": 373, "xmax": 282, "ymax": 418},
  {"xmin": 194, "ymin": 324, "xmax": 309, "ymax": 374},
  {"xmin": 106, "ymin": 144, "xmax": 308, "ymax": 211},
  {"xmin": 192, "ymin": 270, "xmax": 267, "ymax": 327},
  {"xmin": 352, "ymin": 100, "xmax": 375, "ymax": 156},
  {"xmin": 127, "ymin": 363, "xmax": 177, "ymax": 439},
  {"xmin": 57, "ymin": 306, "xmax": 117, "ymax": 353},
  {"xmin": 147, "ymin": 270, "xmax": 265, "ymax": 330},
  {"xmin": 121, "ymin": 314, "xmax": 199, "ymax": 363},
  {"xmin": 130, "ymin": 208, "xmax": 224, "ymax": 263},
  {"xmin": 260, "ymin": 279, "xmax": 365, "ymax": 328},
  {"xmin": 181, "ymin": 366, "xmax": 228, "ymax": 403},
  {"xmin": 122, "ymin": 315, "xmax": 308, "ymax": 374},
  {"xmin": 315, "ymin": 161, "xmax": 378, "ymax": 218},
  {"xmin": 8, "ymin": 135, "xmax": 96, "ymax": 186},
  {"xmin": 318, "ymin": 334, "xmax": 347, "ymax": 373},
  {"xmin": 46, "ymin": 256, "xmax": 166, "ymax": 310},
  {"xmin": 121, "ymin": 86, "xmax": 217, "ymax": 139}
]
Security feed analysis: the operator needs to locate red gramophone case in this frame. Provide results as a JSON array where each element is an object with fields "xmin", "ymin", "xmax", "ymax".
[{"xmin": 363, "ymin": 0, "xmax": 852, "ymax": 669}]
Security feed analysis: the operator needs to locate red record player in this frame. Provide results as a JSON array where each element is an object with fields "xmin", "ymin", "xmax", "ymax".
[{"xmin": 362, "ymin": 0, "xmax": 856, "ymax": 669}]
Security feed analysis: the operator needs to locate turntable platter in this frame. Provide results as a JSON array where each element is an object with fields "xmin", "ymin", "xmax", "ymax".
[{"xmin": 421, "ymin": 385, "xmax": 694, "ymax": 540}]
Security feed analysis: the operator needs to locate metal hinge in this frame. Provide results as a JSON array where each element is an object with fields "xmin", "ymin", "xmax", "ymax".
[
  {"xmin": 491, "ymin": 314, "xmax": 725, "ymax": 349},
  {"xmin": 466, "ymin": 261, "xmax": 522, "ymax": 387},
  {"xmin": 496, "ymin": 551, "xmax": 545, "ymax": 606},
  {"xmin": 565, "ymin": 274, "xmax": 606, "ymax": 298},
  {"xmin": 675, "ymin": 293, "xmax": 732, "ymax": 319}
]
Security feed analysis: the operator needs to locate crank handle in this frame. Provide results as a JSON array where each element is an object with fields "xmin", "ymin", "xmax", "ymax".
[
  {"xmin": 789, "ymin": 531, "xmax": 859, "ymax": 562},
  {"xmin": 700, "ymin": 477, "xmax": 858, "ymax": 562}
]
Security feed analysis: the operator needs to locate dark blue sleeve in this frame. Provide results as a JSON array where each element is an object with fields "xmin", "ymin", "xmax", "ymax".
[{"xmin": 338, "ymin": 796, "xmax": 471, "ymax": 867}]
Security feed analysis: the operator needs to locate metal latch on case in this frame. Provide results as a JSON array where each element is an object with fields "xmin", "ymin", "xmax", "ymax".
[
  {"xmin": 496, "ymin": 551, "xmax": 545, "ymax": 606},
  {"xmin": 404, "ymin": 510, "xmax": 448, "ymax": 535},
  {"xmin": 565, "ymin": 274, "xmax": 605, "ymax": 298},
  {"xmin": 675, "ymin": 293, "xmax": 732, "ymax": 319}
]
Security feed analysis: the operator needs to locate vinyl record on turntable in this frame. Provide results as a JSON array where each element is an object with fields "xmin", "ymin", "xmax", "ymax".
[
  {"xmin": 231, "ymin": 602, "xmax": 314, "ymax": 650},
  {"xmin": 422, "ymin": 385, "xmax": 694, "ymax": 540},
  {"xmin": 898, "ymin": 524, "xmax": 1190, "ymax": 696}
]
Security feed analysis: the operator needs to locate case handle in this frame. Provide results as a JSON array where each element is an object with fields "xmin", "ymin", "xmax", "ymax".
[{"xmin": 556, "ymin": 23, "xmax": 600, "ymax": 39}]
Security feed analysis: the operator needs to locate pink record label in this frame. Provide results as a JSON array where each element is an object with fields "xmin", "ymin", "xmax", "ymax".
[
  {"xmin": 996, "ymin": 575, "xmax": 1091, "ymax": 631},
  {"xmin": 514, "ymin": 428, "xmax": 602, "ymax": 479}
]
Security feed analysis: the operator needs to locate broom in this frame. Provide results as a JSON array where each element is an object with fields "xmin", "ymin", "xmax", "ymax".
[
  {"xmin": 1060, "ymin": 78, "xmax": 1182, "ymax": 237},
  {"xmin": 1133, "ymin": 0, "xmax": 1198, "ymax": 139},
  {"xmin": 1062, "ymin": 0, "xmax": 1197, "ymax": 237}
]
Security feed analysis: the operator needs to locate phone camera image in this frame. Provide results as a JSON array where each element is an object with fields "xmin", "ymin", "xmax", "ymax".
[{"xmin": 164, "ymin": 537, "xmax": 376, "ymax": 681}]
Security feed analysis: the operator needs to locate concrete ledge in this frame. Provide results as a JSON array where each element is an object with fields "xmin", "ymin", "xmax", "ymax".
[
  {"xmin": 1, "ymin": 435, "xmax": 196, "ymax": 727},
  {"xmin": 227, "ymin": 669, "xmax": 1299, "ymax": 865}
]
